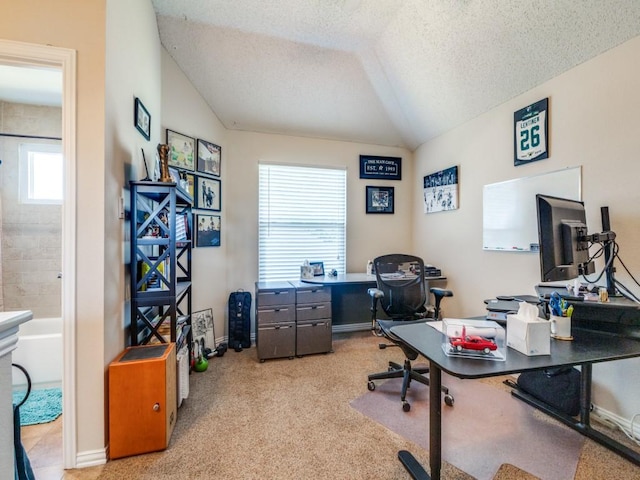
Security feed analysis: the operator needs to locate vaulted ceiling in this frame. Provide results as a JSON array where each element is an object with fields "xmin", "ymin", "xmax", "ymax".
[{"xmin": 156, "ymin": 1, "xmax": 640, "ymax": 150}]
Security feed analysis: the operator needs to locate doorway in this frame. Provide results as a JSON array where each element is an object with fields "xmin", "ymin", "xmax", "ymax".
[{"xmin": 0, "ymin": 39, "xmax": 77, "ymax": 470}]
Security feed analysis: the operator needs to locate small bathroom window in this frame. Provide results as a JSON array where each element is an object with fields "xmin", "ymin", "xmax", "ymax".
[{"xmin": 19, "ymin": 143, "xmax": 63, "ymax": 204}]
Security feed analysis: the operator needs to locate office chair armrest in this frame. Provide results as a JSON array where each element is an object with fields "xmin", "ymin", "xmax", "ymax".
[
  {"xmin": 368, "ymin": 288, "xmax": 384, "ymax": 331},
  {"xmin": 368, "ymin": 288, "xmax": 384, "ymax": 298}
]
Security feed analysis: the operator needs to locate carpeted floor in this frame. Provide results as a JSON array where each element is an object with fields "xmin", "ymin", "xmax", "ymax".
[{"xmin": 62, "ymin": 331, "xmax": 639, "ymax": 479}]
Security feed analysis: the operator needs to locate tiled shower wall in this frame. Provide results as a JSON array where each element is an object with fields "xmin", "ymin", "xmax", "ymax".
[{"xmin": 0, "ymin": 101, "xmax": 62, "ymax": 318}]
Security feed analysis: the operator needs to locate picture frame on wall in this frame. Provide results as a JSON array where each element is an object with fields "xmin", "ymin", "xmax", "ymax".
[
  {"xmin": 423, "ymin": 165, "xmax": 459, "ymax": 214},
  {"xmin": 366, "ymin": 185, "xmax": 394, "ymax": 214},
  {"xmin": 359, "ymin": 155, "xmax": 402, "ymax": 180},
  {"xmin": 185, "ymin": 172, "xmax": 195, "ymax": 198},
  {"xmin": 195, "ymin": 214, "xmax": 221, "ymax": 247},
  {"xmin": 196, "ymin": 176, "xmax": 221, "ymax": 211},
  {"xmin": 514, "ymin": 97, "xmax": 549, "ymax": 166},
  {"xmin": 134, "ymin": 98, "xmax": 150, "ymax": 141},
  {"xmin": 166, "ymin": 129, "xmax": 195, "ymax": 171},
  {"xmin": 197, "ymin": 138, "xmax": 221, "ymax": 177}
]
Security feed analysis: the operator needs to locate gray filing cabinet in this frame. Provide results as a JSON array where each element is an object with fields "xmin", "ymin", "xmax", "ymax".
[
  {"xmin": 291, "ymin": 281, "xmax": 333, "ymax": 356},
  {"xmin": 255, "ymin": 281, "xmax": 296, "ymax": 362}
]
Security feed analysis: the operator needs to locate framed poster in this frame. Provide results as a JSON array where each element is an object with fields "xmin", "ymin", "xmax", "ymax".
[
  {"xmin": 197, "ymin": 139, "xmax": 221, "ymax": 177},
  {"xmin": 192, "ymin": 308, "xmax": 215, "ymax": 355},
  {"xmin": 514, "ymin": 98, "xmax": 549, "ymax": 166},
  {"xmin": 196, "ymin": 176, "xmax": 221, "ymax": 211},
  {"xmin": 359, "ymin": 155, "xmax": 401, "ymax": 180},
  {"xmin": 366, "ymin": 186, "xmax": 394, "ymax": 214},
  {"xmin": 423, "ymin": 166, "xmax": 459, "ymax": 214},
  {"xmin": 166, "ymin": 129, "xmax": 195, "ymax": 171},
  {"xmin": 195, "ymin": 214, "xmax": 221, "ymax": 247}
]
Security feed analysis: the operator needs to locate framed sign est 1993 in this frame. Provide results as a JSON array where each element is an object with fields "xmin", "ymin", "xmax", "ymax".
[
  {"xmin": 359, "ymin": 155, "xmax": 402, "ymax": 180},
  {"xmin": 514, "ymin": 98, "xmax": 548, "ymax": 166}
]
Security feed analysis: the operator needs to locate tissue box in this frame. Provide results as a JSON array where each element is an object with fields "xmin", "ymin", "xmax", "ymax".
[
  {"xmin": 300, "ymin": 265, "xmax": 314, "ymax": 279},
  {"xmin": 506, "ymin": 314, "xmax": 550, "ymax": 356}
]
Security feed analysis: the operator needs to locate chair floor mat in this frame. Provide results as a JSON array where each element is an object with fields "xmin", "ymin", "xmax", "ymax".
[{"xmin": 351, "ymin": 373, "xmax": 583, "ymax": 480}]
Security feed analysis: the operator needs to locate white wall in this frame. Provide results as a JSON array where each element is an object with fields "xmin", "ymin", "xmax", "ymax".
[
  {"xmin": 226, "ymin": 130, "xmax": 413, "ymax": 326},
  {"xmin": 161, "ymin": 49, "xmax": 230, "ymax": 344},
  {"xmin": 0, "ymin": 0, "xmax": 108, "ymax": 464},
  {"xmin": 158, "ymin": 54, "xmax": 414, "ymax": 339},
  {"xmin": 413, "ymin": 37, "xmax": 640, "ymax": 419}
]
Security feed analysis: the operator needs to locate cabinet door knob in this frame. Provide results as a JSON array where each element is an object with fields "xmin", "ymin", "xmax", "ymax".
[{"xmin": 153, "ymin": 403, "xmax": 160, "ymax": 412}]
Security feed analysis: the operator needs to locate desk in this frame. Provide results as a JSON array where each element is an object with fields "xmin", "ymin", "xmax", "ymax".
[
  {"xmin": 390, "ymin": 322, "xmax": 640, "ymax": 480},
  {"xmin": 301, "ymin": 273, "xmax": 446, "ymax": 332}
]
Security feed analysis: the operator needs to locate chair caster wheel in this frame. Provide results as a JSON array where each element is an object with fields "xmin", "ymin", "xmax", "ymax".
[
  {"xmin": 367, "ymin": 381, "xmax": 376, "ymax": 391},
  {"xmin": 444, "ymin": 394, "xmax": 454, "ymax": 407},
  {"xmin": 402, "ymin": 401, "xmax": 411, "ymax": 412}
]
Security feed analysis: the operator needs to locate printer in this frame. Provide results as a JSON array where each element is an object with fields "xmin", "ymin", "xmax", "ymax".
[{"xmin": 485, "ymin": 295, "xmax": 542, "ymax": 323}]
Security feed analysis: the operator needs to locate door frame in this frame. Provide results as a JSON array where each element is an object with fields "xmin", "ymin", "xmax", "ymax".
[{"xmin": 0, "ymin": 39, "xmax": 77, "ymax": 468}]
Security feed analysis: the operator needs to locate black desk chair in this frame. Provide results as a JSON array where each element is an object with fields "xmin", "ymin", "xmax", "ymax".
[{"xmin": 367, "ymin": 254, "xmax": 454, "ymax": 412}]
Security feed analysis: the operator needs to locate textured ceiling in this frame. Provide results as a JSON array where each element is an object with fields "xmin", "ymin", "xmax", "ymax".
[{"xmin": 153, "ymin": 0, "xmax": 640, "ymax": 150}]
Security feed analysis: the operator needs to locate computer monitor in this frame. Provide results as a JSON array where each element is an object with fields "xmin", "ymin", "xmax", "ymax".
[{"xmin": 536, "ymin": 194, "xmax": 595, "ymax": 282}]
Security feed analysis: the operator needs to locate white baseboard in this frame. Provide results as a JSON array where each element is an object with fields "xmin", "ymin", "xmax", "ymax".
[
  {"xmin": 75, "ymin": 448, "xmax": 107, "ymax": 468},
  {"xmin": 591, "ymin": 405, "xmax": 640, "ymax": 442}
]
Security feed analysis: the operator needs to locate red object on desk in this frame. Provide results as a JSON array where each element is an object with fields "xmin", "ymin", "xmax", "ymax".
[{"xmin": 449, "ymin": 325, "xmax": 498, "ymax": 354}]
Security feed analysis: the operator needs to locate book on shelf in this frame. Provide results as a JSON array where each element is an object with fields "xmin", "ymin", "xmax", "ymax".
[{"xmin": 140, "ymin": 256, "xmax": 171, "ymax": 291}]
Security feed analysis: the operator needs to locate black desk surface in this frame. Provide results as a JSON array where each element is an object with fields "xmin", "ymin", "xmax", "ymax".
[
  {"xmin": 391, "ymin": 322, "xmax": 640, "ymax": 379},
  {"xmin": 300, "ymin": 273, "xmax": 446, "ymax": 286}
]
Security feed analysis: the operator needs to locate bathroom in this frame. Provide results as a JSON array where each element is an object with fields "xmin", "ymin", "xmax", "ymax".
[{"xmin": 0, "ymin": 85, "xmax": 63, "ymax": 390}]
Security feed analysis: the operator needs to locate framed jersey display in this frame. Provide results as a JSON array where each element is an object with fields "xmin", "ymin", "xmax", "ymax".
[{"xmin": 514, "ymin": 98, "xmax": 549, "ymax": 166}]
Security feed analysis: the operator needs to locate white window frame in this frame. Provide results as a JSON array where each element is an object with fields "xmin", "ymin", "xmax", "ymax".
[
  {"xmin": 259, "ymin": 163, "xmax": 347, "ymax": 281},
  {"xmin": 19, "ymin": 142, "xmax": 63, "ymax": 205}
]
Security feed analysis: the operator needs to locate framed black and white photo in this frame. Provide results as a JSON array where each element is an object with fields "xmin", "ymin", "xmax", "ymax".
[
  {"xmin": 366, "ymin": 186, "xmax": 394, "ymax": 214},
  {"xmin": 134, "ymin": 98, "xmax": 150, "ymax": 140},
  {"xmin": 166, "ymin": 129, "xmax": 195, "ymax": 171},
  {"xmin": 197, "ymin": 139, "xmax": 221, "ymax": 177},
  {"xmin": 195, "ymin": 214, "xmax": 221, "ymax": 247},
  {"xmin": 196, "ymin": 176, "xmax": 221, "ymax": 211},
  {"xmin": 423, "ymin": 166, "xmax": 459, "ymax": 214},
  {"xmin": 514, "ymin": 98, "xmax": 549, "ymax": 166},
  {"xmin": 192, "ymin": 308, "xmax": 215, "ymax": 354}
]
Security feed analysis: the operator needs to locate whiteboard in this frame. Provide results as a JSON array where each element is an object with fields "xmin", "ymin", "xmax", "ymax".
[{"xmin": 482, "ymin": 167, "xmax": 581, "ymax": 252}]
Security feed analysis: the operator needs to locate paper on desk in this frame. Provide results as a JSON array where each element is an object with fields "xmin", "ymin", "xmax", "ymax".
[{"xmin": 426, "ymin": 320, "xmax": 444, "ymax": 332}]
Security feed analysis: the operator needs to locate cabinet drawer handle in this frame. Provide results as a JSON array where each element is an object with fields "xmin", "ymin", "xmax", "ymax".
[{"xmin": 153, "ymin": 403, "xmax": 160, "ymax": 412}]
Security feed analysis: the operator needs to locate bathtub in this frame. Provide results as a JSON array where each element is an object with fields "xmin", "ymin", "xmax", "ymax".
[{"xmin": 11, "ymin": 317, "xmax": 63, "ymax": 388}]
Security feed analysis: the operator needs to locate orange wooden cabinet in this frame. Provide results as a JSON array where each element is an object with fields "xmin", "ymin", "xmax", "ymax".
[{"xmin": 108, "ymin": 343, "xmax": 177, "ymax": 459}]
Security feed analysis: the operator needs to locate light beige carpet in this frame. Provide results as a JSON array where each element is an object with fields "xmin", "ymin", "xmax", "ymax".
[
  {"xmin": 493, "ymin": 463, "xmax": 541, "ymax": 480},
  {"xmin": 61, "ymin": 331, "xmax": 639, "ymax": 480}
]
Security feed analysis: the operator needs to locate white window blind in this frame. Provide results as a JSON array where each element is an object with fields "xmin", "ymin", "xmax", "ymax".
[{"xmin": 259, "ymin": 163, "xmax": 346, "ymax": 281}]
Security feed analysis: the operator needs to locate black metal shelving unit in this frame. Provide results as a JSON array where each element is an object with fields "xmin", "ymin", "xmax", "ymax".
[{"xmin": 129, "ymin": 181, "xmax": 193, "ymax": 356}]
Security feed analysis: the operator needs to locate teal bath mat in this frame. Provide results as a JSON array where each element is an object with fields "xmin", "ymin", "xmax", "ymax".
[{"xmin": 13, "ymin": 387, "xmax": 62, "ymax": 426}]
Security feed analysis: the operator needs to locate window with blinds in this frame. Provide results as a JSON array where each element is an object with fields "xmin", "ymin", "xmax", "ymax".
[{"xmin": 258, "ymin": 163, "xmax": 346, "ymax": 281}]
